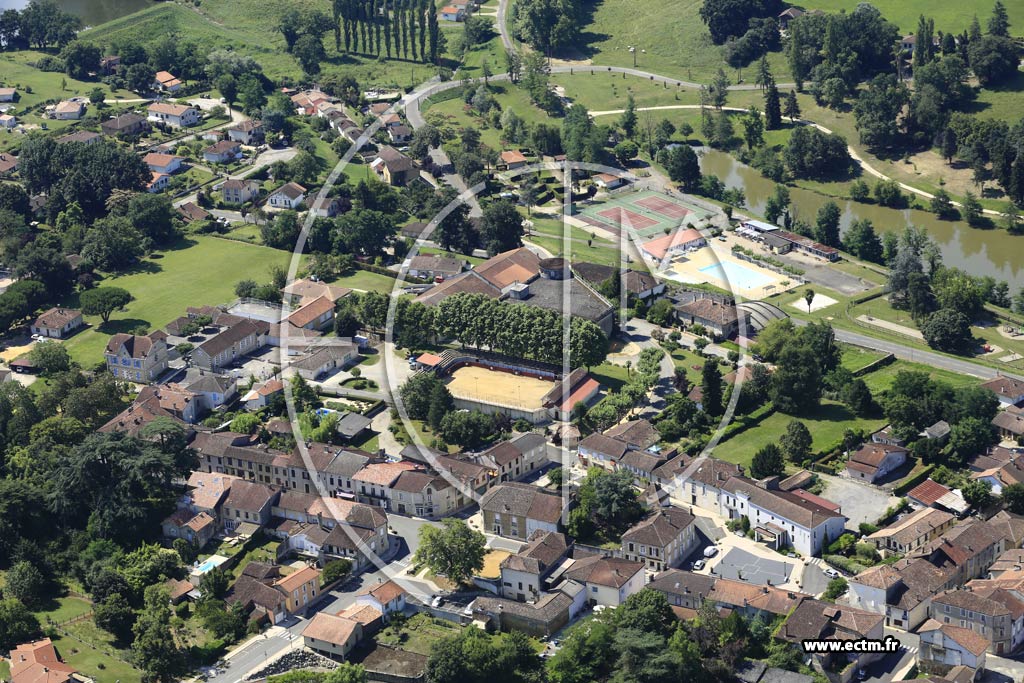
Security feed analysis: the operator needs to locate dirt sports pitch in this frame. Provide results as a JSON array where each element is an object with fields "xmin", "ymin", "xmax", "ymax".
[
  {"xmin": 445, "ymin": 365, "xmax": 554, "ymax": 410},
  {"xmin": 575, "ymin": 190, "xmax": 706, "ymax": 239}
]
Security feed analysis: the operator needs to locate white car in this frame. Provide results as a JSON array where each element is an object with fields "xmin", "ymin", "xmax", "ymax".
[
  {"xmin": 823, "ymin": 567, "xmax": 841, "ymax": 579},
  {"xmin": 703, "ymin": 546, "xmax": 718, "ymax": 558},
  {"xmin": 692, "ymin": 559, "xmax": 705, "ymax": 570},
  {"xmin": 30, "ymin": 334, "xmax": 42, "ymax": 341}
]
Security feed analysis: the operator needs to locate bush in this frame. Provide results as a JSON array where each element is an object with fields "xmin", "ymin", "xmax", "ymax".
[
  {"xmin": 822, "ymin": 578, "xmax": 848, "ymax": 601},
  {"xmin": 824, "ymin": 555, "xmax": 869, "ymax": 575}
]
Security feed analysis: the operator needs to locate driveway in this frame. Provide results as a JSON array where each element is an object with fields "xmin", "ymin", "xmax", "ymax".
[
  {"xmin": 816, "ymin": 473, "xmax": 901, "ymax": 530},
  {"xmin": 859, "ymin": 628, "xmax": 919, "ymax": 683}
]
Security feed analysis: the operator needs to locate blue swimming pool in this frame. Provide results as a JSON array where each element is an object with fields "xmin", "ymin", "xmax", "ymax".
[
  {"xmin": 196, "ymin": 558, "xmax": 219, "ymax": 573},
  {"xmin": 699, "ymin": 261, "xmax": 773, "ymax": 290}
]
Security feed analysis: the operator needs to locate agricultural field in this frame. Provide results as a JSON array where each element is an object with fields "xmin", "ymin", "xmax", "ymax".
[{"xmin": 57, "ymin": 237, "xmax": 297, "ymax": 365}]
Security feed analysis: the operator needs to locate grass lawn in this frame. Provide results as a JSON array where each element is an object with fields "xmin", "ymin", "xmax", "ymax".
[
  {"xmin": 50, "ymin": 633, "xmax": 141, "ymax": 683},
  {"xmin": 83, "ymin": 1, "xmax": 461, "ymax": 86},
  {"xmin": 669, "ymin": 347, "xmax": 707, "ymax": 385},
  {"xmin": 426, "ymin": 82, "xmax": 558, "ymax": 151},
  {"xmin": 839, "ymin": 345, "xmax": 886, "ymax": 372},
  {"xmin": 223, "ymin": 223, "xmax": 263, "ymax": 244},
  {"xmin": 329, "ymin": 269, "xmax": 398, "ymax": 293},
  {"xmin": 551, "ymin": 71, "xmax": 706, "ymax": 111},
  {"xmin": 524, "ymin": 234, "xmax": 623, "ymax": 267},
  {"xmin": 715, "ymin": 400, "xmax": 886, "ymax": 468},
  {"xmin": 0, "ymin": 659, "xmax": 8, "ymax": 680},
  {"xmin": 375, "ymin": 613, "xmax": 461, "ymax": 656},
  {"xmin": 57, "ymin": 236, "xmax": 296, "ymax": 365},
  {"xmin": 799, "ymin": 0, "xmax": 1023, "ymax": 34},
  {"xmin": 417, "ymin": 246, "xmax": 487, "ymax": 266},
  {"xmin": 860, "ymin": 359, "xmax": 981, "ymax": 393},
  {"xmin": 33, "ymin": 596, "xmax": 93, "ymax": 625},
  {"xmin": 571, "ymin": 0, "xmax": 792, "ymax": 84},
  {"xmin": 590, "ymin": 361, "xmax": 631, "ymax": 392}
]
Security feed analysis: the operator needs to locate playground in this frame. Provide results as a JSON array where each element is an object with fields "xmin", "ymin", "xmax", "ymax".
[{"xmin": 574, "ymin": 190, "xmax": 707, "ymax": 240}]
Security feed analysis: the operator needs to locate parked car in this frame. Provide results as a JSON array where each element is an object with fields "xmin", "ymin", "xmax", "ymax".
[
  {"xmin": 823, "ymin": 567, "xmax": 841, "ymax": 579},
  {"xmin": 703, "ymin": 546, "xmax": 718, "ymax": 558},
  {"xmin": 692, "ymin": 559, "xmax": 705, "ymax": 570}
]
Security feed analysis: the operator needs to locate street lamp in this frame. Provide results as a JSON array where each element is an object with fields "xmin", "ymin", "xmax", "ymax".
[{"xmin": 628, "ymin": 45, "xmax": 637, "ymax": 68}]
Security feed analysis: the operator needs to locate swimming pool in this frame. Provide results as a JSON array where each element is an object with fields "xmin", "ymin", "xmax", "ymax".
[
  {"xmin": 196, "ymin": 558, "xmax": 219, "ymax": 573},
  {"xmin": 699, "ymin": 260, "xmax": 774, "ymax": 290},
  {"xmin": 193, "ymin": 555, "xmax": 228, "ymax": 574}
]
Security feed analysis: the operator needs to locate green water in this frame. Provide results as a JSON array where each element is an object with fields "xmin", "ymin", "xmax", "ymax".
[{"xmin": 699, "ymin": 149, "xmax": 1024, "ymax": 289}]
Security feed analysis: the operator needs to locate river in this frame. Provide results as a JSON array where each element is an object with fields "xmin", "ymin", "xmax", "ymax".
[
  {"xmin": 699, "ymin": 149, "xmax": 1024, "ymax": 290},
  {"xmin": 0, "ymin": 0, "xmax": 151, "ymax": 28}
]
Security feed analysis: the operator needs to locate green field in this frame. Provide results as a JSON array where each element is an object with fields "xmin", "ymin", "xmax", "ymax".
[
  {"xmin": 57, "ymin": 237, "xmax": 296, "ymax": 365},
  {"xmin": 860, "ymin": 359, "xmax": 981, "ymax": 393},
  {"xmin": 572, "ymin": 0, "xmax": 792, "ymax": 83},
  {"xmin": 714, "ymin": 399, "xmax": 887, "ymax": 468},
  {"xmin": 426, "ymin": 82, "xmax": 558, "ymax": 151},
  {"xmin": 82, "ymin": 0, "xmax": 461, "ymax": 86},
  {"xmin": 799, "ymin": 0, "xmax": 1024, "ymax": 34}
]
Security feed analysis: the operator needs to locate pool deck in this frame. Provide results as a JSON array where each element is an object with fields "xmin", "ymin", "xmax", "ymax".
[{"xmin": 660, "ymin": 246, "xmax": 797, "ymax": 298}]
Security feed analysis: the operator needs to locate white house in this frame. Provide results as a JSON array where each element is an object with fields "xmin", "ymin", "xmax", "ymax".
[
  {"xmin": 846, "ymin": 443, "xmax": 908, "ymax": 484},
  {"xmin": 153, "ymin": 71, "xmax": 183, "ymax": 93},
  {"xmin": 439, "ymin": 5, "xmax": 465, "ymax": 20},
  {"xmin": 354, "ymin": 580, "xmax": 407, "ymax": 621},
  {"xmin": 565, "ymin": 556, "xmax": 645, "ymax": 607},
  {"xmin": 919, "ymin": 619, "xmax": 989, "ymax": 671},
  {"xmin": 30, "ymin": 307, "xmax": 83, "ymax": 339},
  {"xmin": 147, "ymin": 103, "xmax": 200, "ymax": 128},
  {"xmin": 51, "ymin": 100, "xmax": 84, "ymax": 120},
  {"xmin": 719, "ymin": 476, "xmax": 847, "ymax": 557},
  {"xmin": 267, "ymin": 182, "xmax": 306, "ymax": 210},
  {"xmin": 142, "ymin": 153, "xmax": 184, "ymax": 175}
]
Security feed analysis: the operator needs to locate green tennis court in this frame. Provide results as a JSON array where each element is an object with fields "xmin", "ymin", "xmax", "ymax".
[{"xmin": 574, "ymin": 190, "xmax": 704, "ymax": 239}]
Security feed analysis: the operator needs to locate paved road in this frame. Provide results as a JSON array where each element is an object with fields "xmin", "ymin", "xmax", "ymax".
[{"xmin": 828, "ymin": 324, "xmax": 1024, "ymax": 381}]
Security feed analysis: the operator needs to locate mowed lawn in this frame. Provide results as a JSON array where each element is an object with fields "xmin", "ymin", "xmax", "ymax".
[
  {"xmin": 58, "ymin": 237, "xmax": 294, "ymax": 365},
  {"xmin": 800, "ymin": 0, "xmax": 1022, "ymax": 34},
  {"xmin": 714, "ymin": 400, "xmax": 887, "ymax": 469},
  {"xmin": 31, "ymin": 597, "xmax": 143, "ymax": 683},
  {"xmin": 574, "ymin": 0, "xmax": 792, "ymax": 83},
  {"xmin": 860, "ymin": 359, "xmax": 981, "ymax": 393}
]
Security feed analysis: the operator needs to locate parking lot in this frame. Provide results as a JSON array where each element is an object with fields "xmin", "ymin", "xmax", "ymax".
[
  {"xmin": 710, "ymin": 547, "xmax": 794, "ymax": 585},
  {"xmin": 817, "ymin": 473, "xmax": 901, "ymax": 529}
]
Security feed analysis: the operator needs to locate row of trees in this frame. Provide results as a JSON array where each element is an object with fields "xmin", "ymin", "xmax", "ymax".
[{"xmin": 330, "ymin": 0, "xmax": 442, "ymax": 63}]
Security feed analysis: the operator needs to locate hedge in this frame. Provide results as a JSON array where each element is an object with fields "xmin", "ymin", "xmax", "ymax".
[
  {"xmin": 894, "ymin": 464, "xmax": 935, "ymax": 496},
  {"xmin": 717, "ymin": 403, "xmax": 776, "ymax": 442},
  {"xmin": 824, "ymin": 555, "xmax": 869, "ymax": 575}
]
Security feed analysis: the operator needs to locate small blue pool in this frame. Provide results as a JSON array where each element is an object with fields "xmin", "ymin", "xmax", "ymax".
[
  {"xmin": 196, "ymin": 558, "xmax": 219, "ymax": 573},
  {"xmin": 699, "ymin": 261, "xmax": 773, "ymax": 290}
]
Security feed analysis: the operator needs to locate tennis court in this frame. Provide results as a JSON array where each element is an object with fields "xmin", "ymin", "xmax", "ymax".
[
  {"xmin": 597, "ymin": 206, "xmax": 660, "ymax": 231},
  {"xmin": 575, "ymin": 190, "xmax": 705, "ymax": 240},
  {"xmin": 635, "ymin": 195, "xmax": 693, "ymax": 220}
]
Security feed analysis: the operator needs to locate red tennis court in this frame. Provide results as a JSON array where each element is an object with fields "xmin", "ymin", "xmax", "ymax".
[
  {"xmin": 597, "ymin": 207, "xmax": 659, "ymax": 229},
  {"xmin": 635, "ymin": 195, "xmax": 693, "ymax": 219}
]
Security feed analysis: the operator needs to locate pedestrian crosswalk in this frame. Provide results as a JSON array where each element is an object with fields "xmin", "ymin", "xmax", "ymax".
[{"xmin": 806, "ymin": 557, "xmax": 826, "ymax": 568}]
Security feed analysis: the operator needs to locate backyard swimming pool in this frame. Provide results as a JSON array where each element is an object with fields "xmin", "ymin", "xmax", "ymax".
[{"xmin": 699, "ymin": 260, "xmax": 774, "ymax": 290}]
